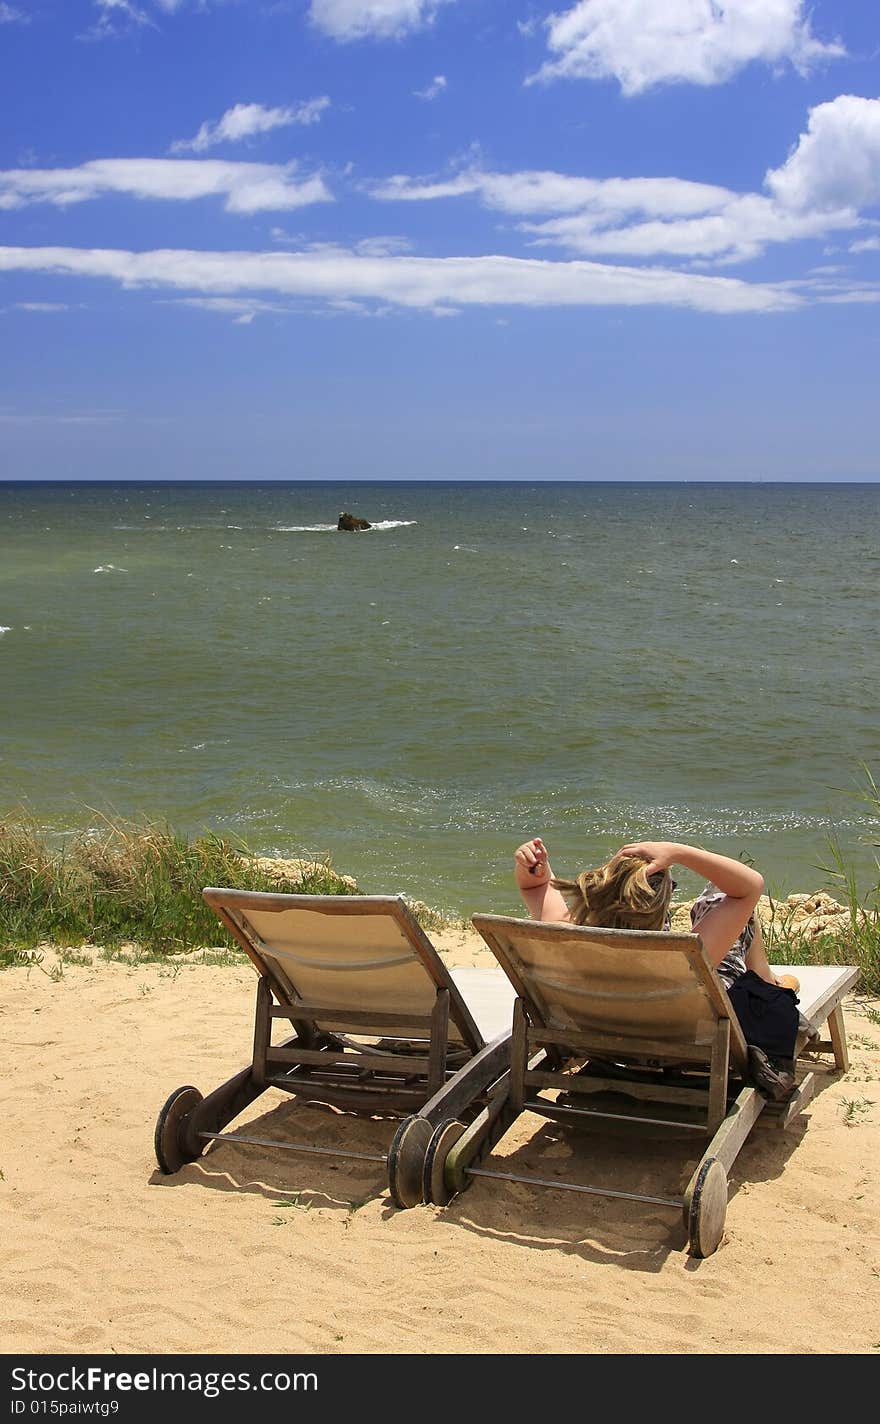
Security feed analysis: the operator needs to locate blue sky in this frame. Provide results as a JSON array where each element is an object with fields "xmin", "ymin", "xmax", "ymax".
[{"xmin": 1, "ymin": 0, "xmax": 879, "ymax": 480}]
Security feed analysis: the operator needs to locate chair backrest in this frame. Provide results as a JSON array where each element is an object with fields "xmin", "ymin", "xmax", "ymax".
[
  {"xmin": 471, "ymin": 913, "xmax": 749, "ymax": 1071},
  {"xmin": 203, "ymin": 890, "xmax": 484, "ymax": 1052}
]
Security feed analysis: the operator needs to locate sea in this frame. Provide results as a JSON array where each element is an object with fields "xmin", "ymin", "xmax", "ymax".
[{"xmin": 1, "ymin": 480, "xmax": 878, "ymax": 915}]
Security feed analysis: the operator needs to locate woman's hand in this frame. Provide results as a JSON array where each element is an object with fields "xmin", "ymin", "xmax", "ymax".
[
  {"xmin": 617, "ymin": 840, "xmax": 679, "ymax": 876},
  {"xmin": 514, "ymin": 837, "xmax": 550, "ymax": 883}
]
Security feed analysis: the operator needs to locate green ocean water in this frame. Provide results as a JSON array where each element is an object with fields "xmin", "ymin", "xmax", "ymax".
[{"xmin": 1, "ymin": 481, "xmax": 878, "ymax": 915}]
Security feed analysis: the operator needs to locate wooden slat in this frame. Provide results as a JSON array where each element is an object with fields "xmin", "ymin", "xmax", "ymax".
[
  {"xmin": 523, "ymin": 1069, "xmax": 714, "ymax": 1108},
  {"xmin": 527, "ymin": 1023, "xmax": 711, "ymax": 1062},
  {"xmin": 266, "ymin": 1046, "xmax": 430, "ymax": 1073},
  {"xmin": 700, "ymin": 1086, "xmax": 765, "ymax": 1176},
  {"xmin": 525, "ymin": 1100, "xmax": 706, "ymax": 1133},
  {"xmin": 269, "ymin": 1003, "xmax": 435, "ymax": 1032},
  {"xmin": 265, "ymin": 1074, "xmax": 421, "ymax": 1100}
]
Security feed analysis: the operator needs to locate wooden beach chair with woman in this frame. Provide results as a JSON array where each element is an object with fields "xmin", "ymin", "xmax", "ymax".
[{"xmin": 412, "ymin": 839, "xmax": 858, "ymax": 1256}]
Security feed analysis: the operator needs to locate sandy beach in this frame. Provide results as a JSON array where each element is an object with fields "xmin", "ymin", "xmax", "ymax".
[{"xmin": 2, "ymin": 924, "xmax": 879, "ymax": 1357}]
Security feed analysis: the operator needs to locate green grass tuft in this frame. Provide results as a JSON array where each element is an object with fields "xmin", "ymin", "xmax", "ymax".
[{"xmin": 0, "ymin": 812, "xmax": 357, "ymax": 959}]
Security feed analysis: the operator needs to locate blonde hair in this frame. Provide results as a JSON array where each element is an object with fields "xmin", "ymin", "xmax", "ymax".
[{"xmin": 551, "ymin": 852, "xmax": 672, "ymax": 931}]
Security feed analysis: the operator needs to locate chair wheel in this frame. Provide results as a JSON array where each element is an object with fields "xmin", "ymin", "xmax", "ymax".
[
  {"xmin": 154, "ymin": 1085, "xmax": 204, "ymax": 1174},
  {"xmin": 387, "ymin": 1115, "xmax": 433, "ymax": 1209},
  {"xmin": 686, "ymin": 1157, "xmax": 728, "ymax": 1258},
  {"xmin": 423, "ymin": 1119, "xmax": 467, "ymax": 1206}
]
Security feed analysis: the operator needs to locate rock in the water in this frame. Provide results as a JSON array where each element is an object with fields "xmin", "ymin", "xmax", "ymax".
[{"xmin": 337, "ymin": 511, "xmax": 372, "ymax": 531}]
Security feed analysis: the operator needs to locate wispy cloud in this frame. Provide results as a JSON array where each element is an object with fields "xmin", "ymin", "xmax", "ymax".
[
  {"xmin": 171, "ymin": 99, "xmax": 331, "ymax": 154},
  {"xmin": 0, "ymin": 243, "xmax": 802, "ymax": 315},
  {"xmin": 11, "ymin": 302, "xmax": 71, "ymax": 312},
  {"xmin": 170, "ymin": 296, "xmax": 295, "ymax": 324},
  {"xmin": 0, "ymin": 3, "xmax": 29, "ymax": 23},
  {"xmin": 367, "ymin": 97, "xmax": 880, "ymax": 266},
  {"xmin": 82, "ymin": 0, "xmax": 156, "ymax": 41},
  {"xmin": 529, "ymin": 0, "xmax": 845, "ymax": 94},
  {"xmin": 0, "ymin": 158, "xmax": 333, "ymax": 214},
  {"xmin": 308, "ymin": 0, "xmax": 451, "ymax": 42},
  {"xmin": 414, "ymin": 75, "xmax": 447, "ymax": 101}
]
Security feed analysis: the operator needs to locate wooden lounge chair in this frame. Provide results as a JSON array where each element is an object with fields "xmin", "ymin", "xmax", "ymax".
[
  {"xmin": 420, "ymin": 914, "xmax": 858, "ymax": 1257},
  {"xmin": 153, "ymin": 891, "xmax": 514, "ymax": 1207}
]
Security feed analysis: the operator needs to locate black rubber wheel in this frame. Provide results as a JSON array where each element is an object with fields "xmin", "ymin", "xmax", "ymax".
[
  {"xmin": 154, "ymin": 1085, "xmax": 204, "ymax": 1174},
  {"xmin": 387, "ymin": 1115, "xmax": 433, "ymax": 1209}
]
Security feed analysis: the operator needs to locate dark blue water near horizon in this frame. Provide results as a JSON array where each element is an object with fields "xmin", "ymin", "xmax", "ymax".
[{"xmin": 1, "ymin": 479, "xmax": 878, "ymax": 913}]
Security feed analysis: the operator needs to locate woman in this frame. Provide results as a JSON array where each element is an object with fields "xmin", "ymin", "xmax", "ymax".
[{"xmin": 513, "ymin": 836, "xmax": 800, "ymax": 1100}]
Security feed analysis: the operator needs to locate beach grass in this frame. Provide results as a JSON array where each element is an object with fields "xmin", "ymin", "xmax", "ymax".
[{"xmin": 0, "ymin": 812, "xmax": 356, "ymax": 962}]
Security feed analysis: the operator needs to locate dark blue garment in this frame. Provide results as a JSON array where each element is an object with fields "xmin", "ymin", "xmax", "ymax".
[{"xmin": 727, "ymin": 970, "xmax": 799, "ymax": 1059}]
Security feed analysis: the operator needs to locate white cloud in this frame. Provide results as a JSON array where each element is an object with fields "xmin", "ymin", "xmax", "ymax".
[
  {"xmin": 371, "ymin": 169, "xmax": 732, "ymax": 216},
  {"xmin": 0, "ymin": 159, "xmax": 333, "ymax": 214},
  {"xmin": 519, "ymin": 192, "xmax": 854, "ymax": 264},
  {"xmin": 13, "ymin": 302, "xmax": 71, "ymax": 312},
  {"xmin": 308, "ymin": 0, "xmax": 449, "ymax": 42},
  {"xmin": 83, "ymin": 0, "xmax": 155, "ymax": 40},
  {"xmin": 0, "ymin": 243, "xmax": 801, "ymax": 315},
  {"xmin": 0, "ymin": 4, "xmax": 29, "ymax": 23},
  {"xmin": 172, "ymin": 297, "xmax": 293, "ymax": 323},
  {"xmin": 368, "ymin": 98, "xmax": 880, "ymax": 265},
  {"xmin": 414, "ymin": 75, "xmax": 447, "ymax": 101},
  {"xmin": 369, "ymin": 166, "xmax": 849, "ymax": 263},
  {"xmin": 530, "ymin": 0, "xmax": 844, "ymax": 94},
  {"xmin": 354, "ymin": 235, "xmax": 412, "ymax": 256},
  {"xmin": 171, "ymin": 99, "xmax": 331, "ymax": 154},
  {"xmin": 370, "ymin": 173, "xmax": 481, "ymax": 202},
  {"xmin": 850, "ymin": 237, "xmax": 880, "ymax": 253},
  {"xmin": 765, "ymin": 95, "xmax": 880, "ymax": 212}
]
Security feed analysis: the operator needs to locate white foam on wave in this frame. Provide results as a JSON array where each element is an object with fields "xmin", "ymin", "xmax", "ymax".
[
  {"xmin": 0, "ymin": 625, "xmax": 11, "ymax": 635},
  {"xmin": 273, "ymin": 520, "xmax": 417, "ymax": 533},
  {"xmin": 274, "ymin": 524, "xmax": 338, "ymax": 533},
  {"xmin": 93, "ymin": 564, "xmax": 128, "ymax": 573}
]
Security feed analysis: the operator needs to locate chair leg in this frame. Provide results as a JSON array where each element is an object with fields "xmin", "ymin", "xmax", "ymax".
[
  {"xmin": 707, "ymin": 1019, "xmax": 730, "ymax": 1135},
  {"xmin": 509, "ymin": 998, "xmax": 528, "ymax": 1116},
  {"xmin": 427, "ymin": 989, "xmax": 450, "ymax": 1096},
  {"xmin": 253, "ymin": 975, "xmax": 271, "ymax": 1088},
  {"xmin": 828, "ymin": 1004, "xmax": 850, "ymax": 1073}
]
